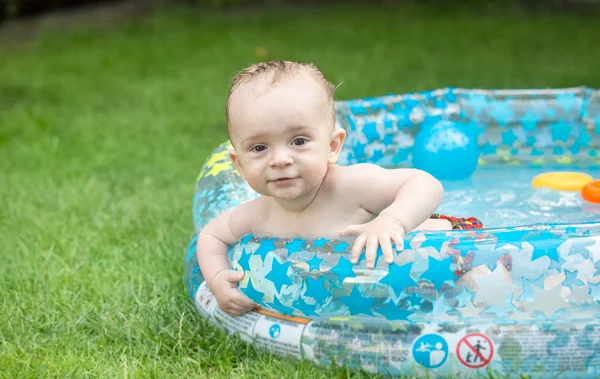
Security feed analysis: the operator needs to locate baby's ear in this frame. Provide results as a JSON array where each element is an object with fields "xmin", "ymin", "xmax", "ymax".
[
  {"xmin": 228, "ymin": 148, "xmax": 246, "ymax": 179},
  {"xmin": 328, "ymin": 128, "xmax": 346, "ymax": 164}
]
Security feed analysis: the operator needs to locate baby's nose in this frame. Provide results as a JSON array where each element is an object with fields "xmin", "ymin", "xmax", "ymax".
[{"xmin": 270, "ymin": 149, "xmax": 293, "ymax": 167}]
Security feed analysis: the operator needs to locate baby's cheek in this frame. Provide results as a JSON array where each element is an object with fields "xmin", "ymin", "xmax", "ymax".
[{"xmin": 309, "ymin": 174, "xmax": 325, "ymax": 187}]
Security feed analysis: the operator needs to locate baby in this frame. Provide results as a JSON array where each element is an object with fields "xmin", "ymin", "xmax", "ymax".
[{"xmin": 197, "ymin": 60, "xmax": 454, "ymax": 316}]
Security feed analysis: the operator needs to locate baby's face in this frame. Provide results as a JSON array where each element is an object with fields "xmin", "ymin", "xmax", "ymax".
[{"xmin": 228, "ymin": 74, "xmax": 342, "ymax": 202}]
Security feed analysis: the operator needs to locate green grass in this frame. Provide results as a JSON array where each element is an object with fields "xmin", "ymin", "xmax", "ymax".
[{"xmin": 1, "ymin": 2, "xmax": 599, "ymax": 377}]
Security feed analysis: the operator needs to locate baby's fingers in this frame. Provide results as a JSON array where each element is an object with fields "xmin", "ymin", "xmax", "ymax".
[
  {"xmin": 390, "ymin": 231, "xmax": 405, "ymax": 252},
  {"xmin": 232, "ymin": 291, "xmax": 258, "ymax": 310},
  {"xmin": 365, "ymin": 235, "xmax": 379, "ymax": 269},
  {"xmin": 379, "ymin": 233, "xmax": 394, "ymax": 264},
  {"xmin": 339, "ymin": 224, "xmax": 363, "ymax": 237},
  {"xmin": 351, "ymin": 234, "xmax": 367, "ymax": 264},
  {"xmin": 221, "ymin": 302, "xmax": 249, "ymax": 316},
  {"xmin": 220, "ymin": 292, "xmax": 257, "ymax": 316},
  {"xmin": 222, "ymin": 269, "xmax": 244, "ymax": 284}
]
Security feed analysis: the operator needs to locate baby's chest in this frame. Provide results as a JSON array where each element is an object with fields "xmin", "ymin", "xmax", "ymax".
[{"xmin": 256, "ymin": 200, "xmax": 374, "ymax": 237}]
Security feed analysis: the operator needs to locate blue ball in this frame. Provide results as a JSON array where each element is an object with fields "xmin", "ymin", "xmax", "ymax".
[{"xmin": 412, "ymin": 120, "xmax": 480, "ymax": 180}]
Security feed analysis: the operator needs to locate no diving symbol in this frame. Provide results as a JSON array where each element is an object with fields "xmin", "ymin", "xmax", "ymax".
[{"xmin": 456, "ymin": 333, "xmax": 494, "ymax": 369}]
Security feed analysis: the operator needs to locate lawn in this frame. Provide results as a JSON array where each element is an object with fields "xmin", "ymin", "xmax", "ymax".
[{"xmin": 1, "ymin": 2, "xmax": 599, "ymax": 377}]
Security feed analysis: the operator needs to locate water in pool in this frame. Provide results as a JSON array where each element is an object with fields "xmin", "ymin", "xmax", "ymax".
[{"xmin": 435, "ymin": 166, "xmax": 600, "ymax": 228}]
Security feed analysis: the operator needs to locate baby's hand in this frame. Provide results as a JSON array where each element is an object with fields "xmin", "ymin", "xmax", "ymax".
[
  {"xmin": 339, "ymin": 214, "xmax": 405, "ymax": 268},
  {"xmin": 209, "ymin": 270, "xmax": 258, "ymax": 316}
]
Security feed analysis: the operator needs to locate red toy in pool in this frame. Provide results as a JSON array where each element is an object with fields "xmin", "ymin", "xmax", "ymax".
[{"xmin": 430, "ymin": 213, "xmax": 484, "ymax": 230}]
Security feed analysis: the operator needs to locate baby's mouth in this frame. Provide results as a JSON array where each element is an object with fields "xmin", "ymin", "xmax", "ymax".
[{"xmin": 270, "ymin": 177, "xmax": 297, "ymax": 186}]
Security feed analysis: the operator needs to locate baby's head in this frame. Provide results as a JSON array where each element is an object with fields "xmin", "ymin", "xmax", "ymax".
[{"xmin": 226, "ymin": 60, "xmax": 346, "ymax": 202}]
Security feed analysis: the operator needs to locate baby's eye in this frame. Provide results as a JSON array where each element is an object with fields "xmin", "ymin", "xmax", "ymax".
[
  {"xmin": 251, "ymin": 145, "xmax": 267, "ymax": 152},
  {"xmin": 292, "ymin": 137, "xmax": 308, "ymax": 146}
]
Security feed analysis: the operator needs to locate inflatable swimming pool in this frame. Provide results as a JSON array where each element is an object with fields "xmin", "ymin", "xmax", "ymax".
[{"xmin": 185, "ymin": 86, "xmax": 600, "ymax": 378}]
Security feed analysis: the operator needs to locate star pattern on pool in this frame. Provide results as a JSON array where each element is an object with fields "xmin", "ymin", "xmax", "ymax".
[
  {"xmin": 312, "ymin": 238, "xmax": 329, "ymax": 248},
  {"xmin": 420, "ymin": 256, "xmax": 457, "ymax": 292},
  {"xmin": 379, "ymin": 262, "xmax": 416, "ymax": 297},
  {"xmin": 450, "ymin": 237, "xmax": 480, "ymax": 257},
  {"xmin": 517, "ymin": 275, "xmax": 541, "ymax": 303},
  {"xmin": 494, "ymin": 230, "xmax": 531, "ymax": 250},
  {"xmin": 405, "ymin": 292, "xmax": 424, "ymax": 308},
  {"xmin": 469, "ymin": 243, "xmax": 507, "ymax": 271},
  {"xmin": 236, "ymin": 248, "xmax": 251, "ymax": 271},
  {"xmin": 548, "ymin": 256, "xmax": 567, "ymax": 271},
  {"xmin": 588, "ymin": 282, "xmax": 600, "ymax": 303},
  {"xmin": 333, "ymin": 240, "xmax": 351, "ymax": 254},
  {"xmin": 562, "ymin": 269, "xmax": 584, "ymax": 289},
  {"xmin": 254, "ymin": 238, "xmax": 278, "ymax": 261},
  {"xmin": 304, "ymin": 276, "xmax": 332, "ymax": 303},
  {"xmin": 362, "ymin": 122, "xmax": 379, "ymax": 143},
  {"xmin": 293, "ymin": 297, "xmax": 318, "ymax": 317},
  {"xmin": 240, "ymin": 234, "xmax": 254, "ymax": 246},
  {"xmin": 306, "ymin": 255, "xmax": 323, "ymax": 272},
  {"xmin": 339, "ymin": 285, "xmax": 376, "ymax": 316},
  {"xmin": 331, "ymin": 256, "xmax": 356, "ymax": 285},
  {"xmin": 268, "ymin": 295, "xmax": 294, "ymax": 315},
  {"xmin": 529, "ymin": 231, "xmax": 564, "ymax": 262},
  {"xmin": 375, "ymin": 300, "xmax": 414, "ymax": 321},
  {"xmin": 455, "ymin": 287, "xmax": 476, "ymax": 307},
  {"xmin": 285, "ymin": 238, "xmax": 306, "ymax": 255},
  {"xmin": 243, "ymin": 279, "xmax": 266, "ymax": 306},
  {"xmin": 265, "ymin": 257, "xmax": 293, "ymax": 293}
]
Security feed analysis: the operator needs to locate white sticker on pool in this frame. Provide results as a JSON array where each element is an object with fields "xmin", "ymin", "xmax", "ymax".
[{"xmin": 253, "ymin": 315, "xmax": 306, "ymax": 359}]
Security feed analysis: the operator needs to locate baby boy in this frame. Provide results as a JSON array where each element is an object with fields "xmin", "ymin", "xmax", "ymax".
[{"xmin": 197, "ymin": 60, "xmax": 454, "ymax": 316}]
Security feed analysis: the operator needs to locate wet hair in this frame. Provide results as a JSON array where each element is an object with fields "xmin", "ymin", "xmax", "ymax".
[{"xmin": 226, "ymin": 60, "xmax": 337, "ymax": 129}]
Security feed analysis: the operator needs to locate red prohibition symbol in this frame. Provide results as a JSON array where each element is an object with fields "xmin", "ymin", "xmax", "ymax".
[{"xmin": 456, "ymin": 333, "xmax": 494, "ymax": 369}]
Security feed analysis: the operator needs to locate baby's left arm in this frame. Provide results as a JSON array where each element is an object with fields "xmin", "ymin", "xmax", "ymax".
[{"xmin": 338, "ymin": 164, "xmax": 444, "ymax": 268}]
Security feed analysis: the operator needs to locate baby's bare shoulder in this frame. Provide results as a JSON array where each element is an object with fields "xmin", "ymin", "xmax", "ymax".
[
  {"xmin": 337, "ymin": 163, "xmax": 421, "ymax": 181},
  {"xmin": 328, "ymin": 163, "xmax": 387, "ymax": 189},
  {"xmin": 232, "ymin": 196, "xmax": 269, "ymax": 222},
  {"xmin": 204, "ymin": 196, "xmax": 268, "ymax": 241},
  {"xmin": 328, "ymin": 164, "xmax": 423, "ymax": 202}
]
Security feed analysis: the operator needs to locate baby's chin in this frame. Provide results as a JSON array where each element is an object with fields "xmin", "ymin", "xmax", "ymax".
[
  {"xmin": 268, "ymin": 190, "xmax": 304, "ymax": 201},
  {"xmin": 267, "ymin": 189, "xmax": 311, "ymax": 202},
  {"xmin": 252, "ymin": 181, "xmax": 321, "ymax": 201},
  {"xmin": 247, "ymin": 187, "xmax": 297, "ymax": 200}
]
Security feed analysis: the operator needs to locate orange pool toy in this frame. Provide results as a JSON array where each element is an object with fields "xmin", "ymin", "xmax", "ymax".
[{"xmin": 582, "ymin": 180, "xmax": 600, "ymax": 204}]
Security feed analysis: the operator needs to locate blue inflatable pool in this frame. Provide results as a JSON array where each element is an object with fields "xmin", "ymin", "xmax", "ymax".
[{"xmin": 185, "ymin": 86, "xmax": 600, "ymax": 378}]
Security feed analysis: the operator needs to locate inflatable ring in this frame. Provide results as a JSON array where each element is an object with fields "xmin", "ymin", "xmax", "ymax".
[
  {"xmin": 582, "ymin": 180, "xmax": 600, "ymax": 204},
  {"xmin": 186, "ymin": 87, "xmax": 600, "ymax": 378},
  {"xmin": 531, "ymin": 172, "xmax": 594, "ymax": 191}
]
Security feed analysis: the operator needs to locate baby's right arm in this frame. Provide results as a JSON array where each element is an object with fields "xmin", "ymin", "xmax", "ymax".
[{"xmin": 196, "ymin": 200, "xmax": 259, "ymax": 316}]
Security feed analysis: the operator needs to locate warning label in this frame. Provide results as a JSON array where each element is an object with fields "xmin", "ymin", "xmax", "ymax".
[
  {"xmin": 194, "ymin": 282, "xmax": 217, "ymax": 318},
  {"xmin": 302, "ymin": 324, "xmax": 412, "ymax": 368},
  {"xmin": 253, "ymin": 316, "xmax": 306, "ymax": 359},
  {"xmin": 214, "ymin": 307, "xmax": 261, "ymax": 343},
  {"xmin": 456, "ymin": 333, "xmax": 494, "ymax": 369}
]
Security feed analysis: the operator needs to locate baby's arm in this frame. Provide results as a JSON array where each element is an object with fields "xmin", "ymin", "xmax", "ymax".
[
  {"xmin": 338, "ymin": 164, "xmax": 444, "ymax": 267},
  {"xmin": 196, "ymin": 200, "xmax": 260, "ymax": 316}
]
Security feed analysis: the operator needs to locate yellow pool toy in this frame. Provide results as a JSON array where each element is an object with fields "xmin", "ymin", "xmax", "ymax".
[{"xmin": 531, "ymin": 172, "xmax": 594, "ymax": 192}]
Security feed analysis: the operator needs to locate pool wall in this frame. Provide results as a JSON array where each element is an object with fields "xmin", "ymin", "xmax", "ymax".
[{"xmin": 337, "ymin": 87, "xmax": 600, "ymax": 167}]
